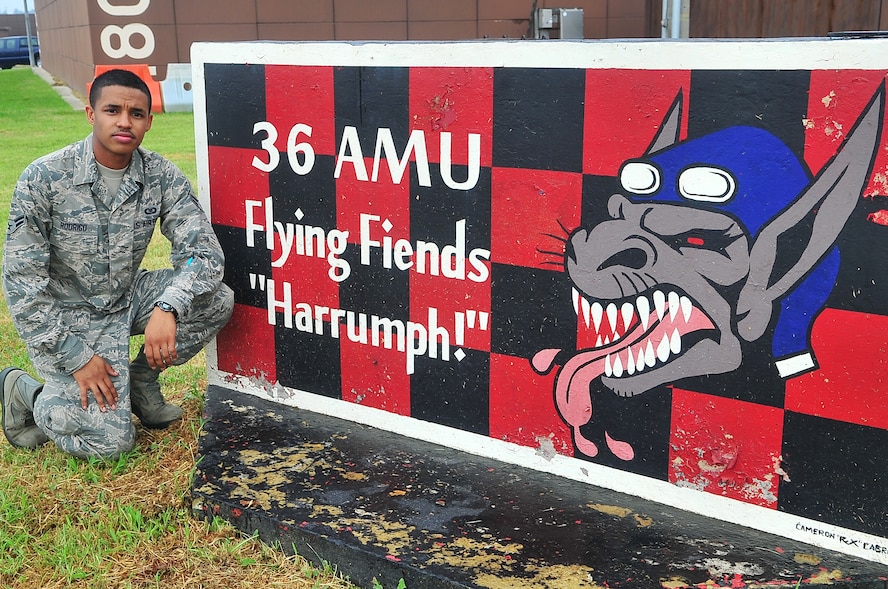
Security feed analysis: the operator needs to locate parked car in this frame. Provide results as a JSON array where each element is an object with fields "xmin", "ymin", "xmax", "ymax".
[{"xmin": 0, "ymin": 36, "xmax": 39, "ymax": 69}]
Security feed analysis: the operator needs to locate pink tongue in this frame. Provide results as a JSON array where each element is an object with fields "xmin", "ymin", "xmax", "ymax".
[
  {"xmin": 531, "ymin": 299, "xmax": 714, "ymax": 461},
  {"xmin": 532, "ymin": 347, "xmax": 608, "ymax": 458},
  {"xmin": 532, "ymin": 329, "xmax": 631, "ymax": 429},
  {"xmin": 531, "ymin": 348, "xmax": 560, "ymax": 373}
]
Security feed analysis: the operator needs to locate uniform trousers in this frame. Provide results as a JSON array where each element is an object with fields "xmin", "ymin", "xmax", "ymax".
[{"xmin": 32, "ymin": 269, "xmax": 234, "ymax": 458}]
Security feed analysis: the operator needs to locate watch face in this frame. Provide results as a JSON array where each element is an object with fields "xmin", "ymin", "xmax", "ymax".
[{"xmin": 156, "ymin": 301, "xmax": 176, "ymax": 315}]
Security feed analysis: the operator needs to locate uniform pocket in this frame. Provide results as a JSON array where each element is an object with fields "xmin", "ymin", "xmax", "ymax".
[{"xmin": 49, "ymin": 226, "xmax": 99, "ymax": 277}]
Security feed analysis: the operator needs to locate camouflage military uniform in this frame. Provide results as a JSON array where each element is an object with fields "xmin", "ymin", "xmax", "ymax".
[{"xmin": 2, "ymin": 135, "xmax": 233, "ymax": 458}]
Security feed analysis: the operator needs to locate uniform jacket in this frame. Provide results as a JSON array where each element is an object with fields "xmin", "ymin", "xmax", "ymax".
[{"xmin": 2, "ymin": 135, "xmax": 226, "ymax": 376}]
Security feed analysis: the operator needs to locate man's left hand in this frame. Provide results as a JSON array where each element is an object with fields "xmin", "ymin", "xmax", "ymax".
[{"xmin": 144, "ymin": 307, "xmax": 178, "ymax": 370}]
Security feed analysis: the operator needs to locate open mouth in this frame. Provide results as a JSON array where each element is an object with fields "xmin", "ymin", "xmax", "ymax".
[
  {"xmin": 532, "ymin": 285, "xmax": 716, "ymax": 460},
  {"xmin": 571, "ymin": 287, "xmax": 713, "ymax": 378}
]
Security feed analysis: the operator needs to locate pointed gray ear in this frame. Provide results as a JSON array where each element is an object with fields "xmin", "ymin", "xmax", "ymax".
[
  {"xmin": 737, "ymin": 87, "xmax": 885, "ymax": 341},
  {"xmin": 645, "ymin": 91, "xmax": 684, "ymax": 154}
]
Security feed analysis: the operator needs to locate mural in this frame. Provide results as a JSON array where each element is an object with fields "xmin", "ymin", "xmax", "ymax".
[
  {"xmin": 533, "ymin": 89, "xmax": 884, "ymax": 462},
  {"xmin": 196, "ymin": 42, "xmax": 888, "ymax": 561}
]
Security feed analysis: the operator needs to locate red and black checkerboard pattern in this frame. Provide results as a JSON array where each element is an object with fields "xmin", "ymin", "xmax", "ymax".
[{"xmin": 205, "ymin": 63, "xmax": 888, "ymax": 539}]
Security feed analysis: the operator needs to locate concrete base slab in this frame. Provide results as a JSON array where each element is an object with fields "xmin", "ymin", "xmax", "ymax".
[{"xmin": 193, "ymin": 385, "xmax": 888, "ymax": 588}]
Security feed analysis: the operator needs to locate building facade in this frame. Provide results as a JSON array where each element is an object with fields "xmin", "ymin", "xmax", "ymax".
[{"xmin": 34, "ymin": 0, "xmax": 656, "ymax": 98}]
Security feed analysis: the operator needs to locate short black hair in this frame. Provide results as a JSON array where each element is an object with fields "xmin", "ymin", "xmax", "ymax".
[{"xmin": 89, "ymin": 69, "xmax": 152, "ymax": 111}]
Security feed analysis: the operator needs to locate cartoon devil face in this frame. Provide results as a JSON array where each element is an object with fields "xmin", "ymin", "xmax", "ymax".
[{"xmin": 532, "ymin": 90, "xmax": 883, "ymax": 459}]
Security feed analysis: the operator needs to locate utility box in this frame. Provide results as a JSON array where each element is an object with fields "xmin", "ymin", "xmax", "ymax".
[{"xmin": 534, "ymin": 8, "xmax": 584, "ymax": 39}]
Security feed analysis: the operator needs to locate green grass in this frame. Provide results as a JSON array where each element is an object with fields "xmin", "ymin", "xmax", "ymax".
[{"xmin": 0, "ymin": 67, "xmax": 357, "ymax": 589}]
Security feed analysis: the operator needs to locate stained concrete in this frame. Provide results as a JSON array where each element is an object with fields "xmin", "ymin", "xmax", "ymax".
[{"xmin": 193, "ymin": 385, "xmax": 888, "ymax": 588}]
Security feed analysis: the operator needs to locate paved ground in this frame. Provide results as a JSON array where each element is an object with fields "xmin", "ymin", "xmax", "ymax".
[
  {"xmin": 193, "ymin": 385, "xmax": 888, "ymax": 589},
  {"xmin": 29, "ymin": 66, "xmax": 85, "ymax": 110}
]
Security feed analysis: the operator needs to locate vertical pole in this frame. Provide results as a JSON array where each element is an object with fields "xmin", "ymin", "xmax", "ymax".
[
  {"xmin": 671, "ymin": 0, "xmax": 681, "ymax": 38},
  {"xmin": 23, "ymin": 0, "xmax": 35, "ymax": 67}
]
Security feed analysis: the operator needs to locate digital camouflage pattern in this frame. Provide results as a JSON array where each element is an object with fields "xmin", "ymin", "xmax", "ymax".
[{"xmin": 3, "ymin": 135, "xmax": 233, "ymax": 457}]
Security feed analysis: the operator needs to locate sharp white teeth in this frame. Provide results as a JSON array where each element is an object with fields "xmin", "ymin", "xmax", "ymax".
[
  {"xmin": 680, "ymin": 295, "xmax": 692, "ymax": 323},
  {"xmin": 654, "ymin": 290, "xmax": 666, "ymax": 321},
  {"xmin": 657, "ymin": 335, "xmax": 671, "ymax": 362},
  {"xmin": 670, "ymin": 328, "xmax": 681, "ymax": 354},
  {"xmin": 636, "ymin": 295, "xmax": 650, "ymax": 330},
  {"xmin": 606, "ymin": 303, "xmax": 619, "ymax": 333},
  {"xmin": 621, "ymin": 302, "xmax": 634, "ymax": 331},
  {"xmin": 571, "ymin": 290, "xmax": 691, "ymax": 375},
  {"xmin": 591, "ymin": 302, "xmax": 603, "ymax": 331},
  {"xmin": 668, "ymin": 291, "xmax": 680, "ymax": 321}
]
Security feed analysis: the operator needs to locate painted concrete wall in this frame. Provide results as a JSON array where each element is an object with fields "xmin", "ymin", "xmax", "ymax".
[{"xmin": 194, "ymin": 39, "xmax": 888, "ymax": 564}]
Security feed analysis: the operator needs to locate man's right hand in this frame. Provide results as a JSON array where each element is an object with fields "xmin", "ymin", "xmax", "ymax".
[{"xmin": 73, "ymin": 355, "xmax": 120, "ymax": 412}]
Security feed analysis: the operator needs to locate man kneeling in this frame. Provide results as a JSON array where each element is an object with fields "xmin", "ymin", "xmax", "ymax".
[{"xmin": 1, "ymin": 69, "xmax": 233, "ymax": 459}]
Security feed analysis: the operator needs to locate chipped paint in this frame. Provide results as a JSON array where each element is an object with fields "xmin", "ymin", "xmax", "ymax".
[
  {"xmin": 588, "ymin": 503, "xmax": 654, "ymax": 529},
  {"xmin": 588, "ymin": 503, "xmax": 633, "ymax": 518},
  {"xmin": 771, "ymin": 455, "xmax": 791, "ymax": 483},
  {"xmin": 793, "ymin": 553, "xmax": 821, "ymax": 565},
  {"xmin": 426, "ymin": 535, "xmax": 524, "ymax": 570},
  {"xmin": 740, "ymin": 477, "xmax": 778, "ymax": 504},
  {"xmin": 867, "ymin": 209, "xmax": 888, "ymax": 226},
  {"xmin": 701, "ymin": 557, "xmax": 764, "ymax": 577},
  {"xmin": 807, "ymin": 568, "xmax": 844, "ymax": 584},
  {"xmin": 194, "ymin": 443, "xmax": 341, "ymax": 511},
  {"xmin": 427, "ymin": 535, "xmax": 604, "ymax": 589},
  {"xmin": 535, "ymin": 434, "xmax": 558, "ymax": 461},
  {"xmin": 475, "ymin": 564, "xmax": 602, "ymax": 588},
  {"xmin": 340, "ymin": 471, "xmax": 368, "ymax": 481},
  {"xmin": 660, "ymin": 577, "xmax": 692, "ymax": 588}
]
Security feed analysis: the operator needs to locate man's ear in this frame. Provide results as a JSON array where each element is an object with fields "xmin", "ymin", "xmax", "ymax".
[{"xmin": 736, "ymin": 87, "xmax": 885, "ymax": 341}]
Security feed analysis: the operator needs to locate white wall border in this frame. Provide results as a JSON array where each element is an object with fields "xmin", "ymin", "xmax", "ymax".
[{"xmin": 193, "ymin": 37, "xmax": 888, "ymax": 70}]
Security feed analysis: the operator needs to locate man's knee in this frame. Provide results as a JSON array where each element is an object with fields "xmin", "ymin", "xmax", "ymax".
[
  {"xmin": 189, "ymin": 282, "xmax": 234, "ymax": 333},
  {"xmin": 217, "ymin": 283, "xmax": 234, "ymax": 325},
  {"xmin": 35, "ymin": 391, "xmax": 136, "ymax": 459}
]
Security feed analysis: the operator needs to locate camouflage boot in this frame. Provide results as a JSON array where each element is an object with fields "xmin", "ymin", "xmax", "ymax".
[
  {"xmin": 0, "ymin": 367, "xmax": 50, "ymax": 449},
  {"xmin": 129, "ymin": 350, "xmax": 183, "ymax": 429}
]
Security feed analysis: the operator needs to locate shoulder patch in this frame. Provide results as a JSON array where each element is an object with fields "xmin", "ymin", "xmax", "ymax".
[{"xmin": 7, "ymin": 215, "xmax": 24, "ymax": 236}]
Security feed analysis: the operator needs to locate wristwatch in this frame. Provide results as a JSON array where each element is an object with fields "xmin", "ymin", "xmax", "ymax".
[{"xmin": 154, "ymin": 301, "xmax": 179, "ymax": 320}]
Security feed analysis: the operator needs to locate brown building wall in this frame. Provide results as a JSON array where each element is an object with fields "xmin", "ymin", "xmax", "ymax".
[
  {"xmin": 688, "ymin": 0, "xmax": 887, "ymax": 38},
  {"xmin": 33, "ymin": 0, "xmax": 653, "ymax": 97},
  {"xmin": 35, "ymin": 0, "xmax": 92, "ymax": 95},
  {"xmin": 0, "ymin": 12, "xmax": 37, "ymax": 37}
]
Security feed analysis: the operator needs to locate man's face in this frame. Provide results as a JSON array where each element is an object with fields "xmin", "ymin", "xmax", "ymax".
[{"xmin": 86, "ymin": 84, "xmax": 153, "ymax": 169}]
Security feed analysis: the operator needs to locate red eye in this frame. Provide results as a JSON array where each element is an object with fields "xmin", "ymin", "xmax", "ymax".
[{"xmin": 687, "ymin": 236, "xmax": 705, "ymax": 246}]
